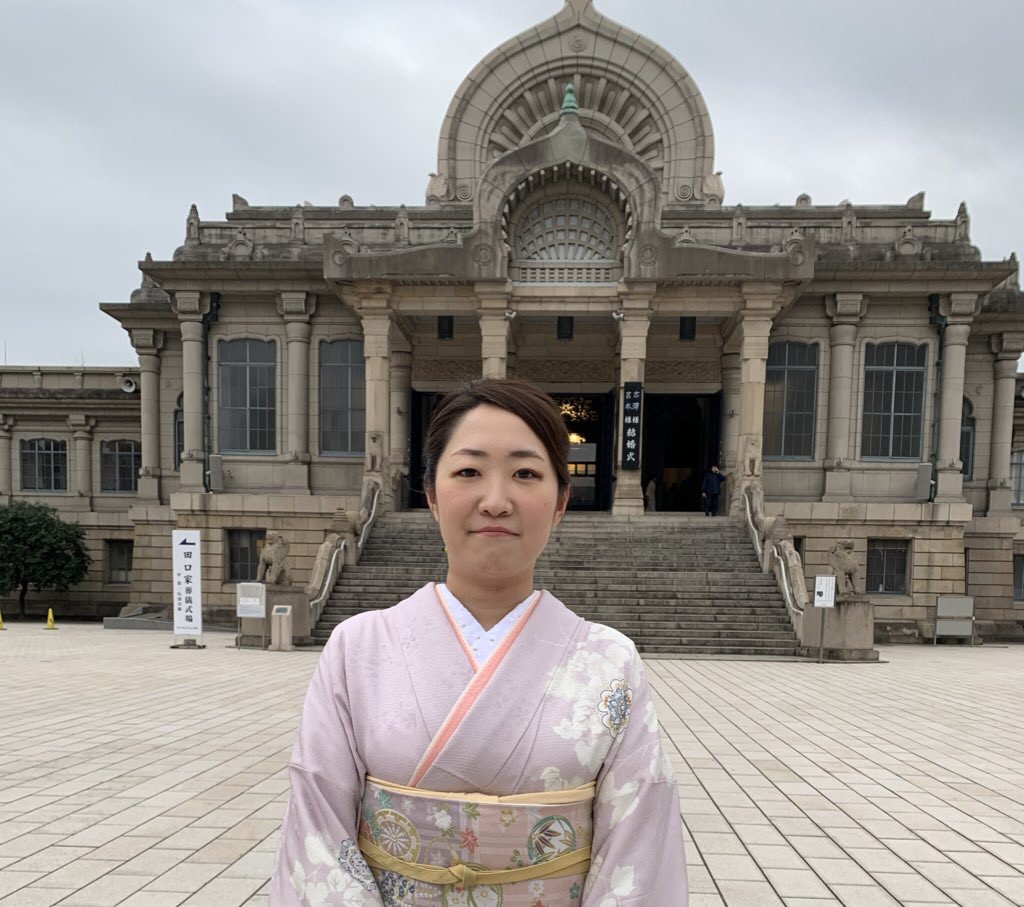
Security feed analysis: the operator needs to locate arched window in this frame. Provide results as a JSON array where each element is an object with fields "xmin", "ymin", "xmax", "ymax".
[
  {"xmin": 1011, "ymin": 450, "xmax": 1024, "ymax": 505},
  {"xmin": 173, "ymin": 394, "xmax": 184, "ymax": 470},
  {"xmin": 218, "ymin": 339, "xmax": 277, "ymax": 453},
  {"xmin": 861, "ymin": 342, "xmax": 927, "ymax": 459},
  {"xmin": 319, "ymin": 340, "xmax": 365, "ymax": 455},
  {"xmin": 20, "ymin": 438, "xmax": 67, "ymax": 491},
  {"xmin": 763, "ymin": 342, "xmax": 818, "ymax": 459},
  {"xmin": 100, "ymin": 440, "xmax": 140, "ymax": 493},
  {"xmin": 515, "ymin": 197, "xmax": 619, "ymax": 261},
  {"xmin": 960, "ymin": 398, "xmax": 975, "ymax": 480}
]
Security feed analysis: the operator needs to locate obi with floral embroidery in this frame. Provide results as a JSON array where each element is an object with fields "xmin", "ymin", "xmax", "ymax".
[{"xmin": 352, "ymin": 776, "xmax": 594, "ymax": 905}]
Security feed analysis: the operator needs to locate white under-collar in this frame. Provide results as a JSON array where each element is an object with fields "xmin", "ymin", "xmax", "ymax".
[{"xmin": 437, "ymin": 583, "xmax": 536, "ymax": 665}]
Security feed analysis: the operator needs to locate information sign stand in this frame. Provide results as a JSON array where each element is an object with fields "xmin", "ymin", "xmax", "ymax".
[
  {"xmin": 236, "ymin": 583, "xmax": 267, "ymax": 649},
  {"xmin": 813, "ymin": 575, "xmax": 836, "ymax": 663},
  {"xmin": 171, "ymin": 529, "xmax": 206, "ymax": 650}
]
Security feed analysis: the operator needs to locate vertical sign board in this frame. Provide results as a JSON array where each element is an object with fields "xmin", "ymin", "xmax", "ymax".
[
  {"xmin": 621, "ymin": 382, "xmax": 643, "ymax": 470},
  {"xmin": 813, "ymin": 575, "xmax": 836, "ymax": 608},
  {"xmin": 172, "ymin": 530, "xmax": 203, "ymax": 637}
]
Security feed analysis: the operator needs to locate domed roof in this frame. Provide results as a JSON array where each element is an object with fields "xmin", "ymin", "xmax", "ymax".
[{"xmin": 432, "ymin": 0, "xmax": 719, "ymax": 208}]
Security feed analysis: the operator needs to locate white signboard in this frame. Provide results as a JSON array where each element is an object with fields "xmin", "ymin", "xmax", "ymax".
[
  {"xmin": 236, "ymin": 582, "xmax": 266, "ymax": 619},
  {"xmin": 814, "ymin": 574, "xmax": 836, "ymax": 608},
  {"xmin": 172, "ymin": 530, "xmax": 203, "ymax": 636}
]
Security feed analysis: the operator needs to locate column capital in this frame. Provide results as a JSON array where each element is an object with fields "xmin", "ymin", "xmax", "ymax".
[
  {"xmin": 740, "ymin": 281, "xmax": 783, "ymax": 310},
  {"xmin": 991, "ymin": 331, "xmax": 1024, "ymax": 359},
  {"xmin": 130, "ymin": 329, "xmax": 165, "ymax": 354},
  {"xmin": 825, "ymin": 293, "xmax": 868, "ymax": 323},
  {"xmin": 67, "ymin": 414, "xmax": 96, "ymax": 438},
  {"xmin": 939, "ymin": 292, "xmax": 981, "ymax": 322},
  {"xmin": 0, "ymin": 414, "xmax": 14, "ymax": 434},
  {"xmin": 943, "ymin": 322, "xmax": 972, "ymax": 348},
  {"xmin": 474, "ymin": 279, "xmax": 513, "ymax": 307},
  {"xmin": 171, "ymin": 290, "xmax": 210, "ymax": 320},
  {"xmin": 349, "ymin": 282, "xmax": 394, "ymax": 313},
  {"xmin": 277, "ymin": 291, "xmax": 318, "ymax": 320}
]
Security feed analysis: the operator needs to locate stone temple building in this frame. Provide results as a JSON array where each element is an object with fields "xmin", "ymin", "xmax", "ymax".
[{"xmin": 2, "ymin": 0, "xmax": 1023, "ymax": 642}]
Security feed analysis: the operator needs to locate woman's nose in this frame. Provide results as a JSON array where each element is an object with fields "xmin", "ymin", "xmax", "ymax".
[{"xmin": 478, "ymin": 478, "xmax": 513, "ymax": 515}]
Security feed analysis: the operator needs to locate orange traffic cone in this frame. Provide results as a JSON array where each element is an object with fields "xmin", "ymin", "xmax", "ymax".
[
  {"xmin": 0, "ymin": 606, "xmax": 6, "ymax": 630},
  {"xmin": 44, "ymin": 608, "xmax": 58, "ymax": 630}
]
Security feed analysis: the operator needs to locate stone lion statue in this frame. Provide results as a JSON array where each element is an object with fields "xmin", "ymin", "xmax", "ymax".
[
  {"xmin": 829, "ymin": 539, "xmax": 858, "ymax": 596},
  {"xmin": 256, "ymin": 531, "xmax": 292, "ymax": 586},
  {"xmin": 742, "ymin": 435, "xmax": 762, "ymax": 478}
]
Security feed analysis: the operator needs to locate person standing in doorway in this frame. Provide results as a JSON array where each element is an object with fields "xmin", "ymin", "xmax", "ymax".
[{"xmin": 701, "ymin": 464, "xmax": 726, "ymax": 516}]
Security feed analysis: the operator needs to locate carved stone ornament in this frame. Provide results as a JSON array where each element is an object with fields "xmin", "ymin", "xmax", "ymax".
[
  {"xmin": 256, "ymin": 531, "xmax": 292, "ymax": 586},
  {"xmin": 829, "ymin": 539, "xmax": 859, "ymax": 597},
  {"xmin": 185, "ymin": 204, "xmax": 201, "ymax": 245},
  {"xmin": 639, "ymin": 244, "xmax": 658, "ymax": 266},
  {"xmin": 331, "ymin": 249, "xmax": 348, "ymax": 266},
  {"xmin": 675, "ymin": 184, "xmax": 694, "ymax": 201},
  {"xmin": 278, "ymin": 292, "xmax": 314, "ymax": 317},
  {"xmin": 473, "ymin": 244, "xmax": 495, "ymax": 267},
  {"xmin": 895, "ymin": 226, "xmax": 922, "ymax": 257},
  {"xmin": 675, "ymin": 225, "xmax": 696, "ymax": 245},
  {"xmin": 130, "ymin": 329, "xmax": 164, "ymax": 353},
  {"xmin": 456, "ymin": 184, "xmax": 474, "ymax": 201},
  {"xmin": 517, "ymin": 359, "xmax": 615, "ymax": 382},
  {"xmin": 567, "ymin": 30, "xmax": 589, "ymax": 53},
  {"xmin": 412, "ymin": 359, "xmax": 484, "ymax": 381},
  {"xmin": 644, "ymin": 359, "xmax": 721, "ymax": 382},
  {"xmin": 221, "ymin": 228, "xmax": 255, "ymax": 261}
]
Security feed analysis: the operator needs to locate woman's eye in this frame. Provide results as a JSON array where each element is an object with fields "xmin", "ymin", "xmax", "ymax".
[
  {"xmin": 515, "ymin": 469, "xmax": 540, "ymax": 480},
  {"xmin": 455, "ymin": 468, "xmax": 479, "ymax": 478}
]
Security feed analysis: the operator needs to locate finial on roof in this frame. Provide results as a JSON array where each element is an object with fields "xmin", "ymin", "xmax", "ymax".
[{"xmin": 561, "ymin": 83, "xmax": 578, "ymax": 114}]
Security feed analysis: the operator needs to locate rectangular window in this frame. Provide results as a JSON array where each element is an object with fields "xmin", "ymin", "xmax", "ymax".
[
  {"xmin": 219, "ymin": 339, "xmax": 277, "ymax": 453},
  {"xmin": 100, "ymin": 440, "xmax": 140, "ymax": 492},
  {"xmin": 227, "ymin": 529, "xmax": 266, "ymax": 582},
  {"xmin": 867, "ymin": 539, "xmax": 910, "ymax": 594},
  {"xmin": 320, "ymin": 340, "xmax": 366, "ymax": 454},
  {"xmin": 763, "ymin": 342, "xmax": 818, "ymax": 459},
  {"xmin": 1013, "ymin": 451, "xmax": 1024, "ymax": 505},
  {"xmin": 106, "ymin": 540, "xmax": 134, "ymax": 584},
  {"xmin": 861, "ymin": 342, "xmax": 926, "ymax": 459},
  {"xmin": 20, "ymin": 438, "xmax": 68, "ymax": 491},
  {"xmin": 1014, "ymin": 555, "xmax": 1024, "ymax": 601}
]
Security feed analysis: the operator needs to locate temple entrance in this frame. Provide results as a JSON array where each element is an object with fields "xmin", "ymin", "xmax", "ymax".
[
  {"xmin": 408, "ymin": 390, "xmax": 444, "ymax": 509},
  {"xmin": 552, "ymin": 392, "xmax": 615, "ymax": 511},
  {"xmin": 642, "ymin": 394, "xmax": 721, "ymax": 512}
]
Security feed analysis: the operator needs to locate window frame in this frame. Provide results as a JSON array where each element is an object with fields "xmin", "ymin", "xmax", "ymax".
[
  {"xmin": 319, "ymin": 339, "xmax": 366, "ymax": 456},
  {"xmin": 106, "ymin": 539, "xmax": 134, "ymax": 585},
  {"xmin": 1012, "ymin": 450, "xmax": 1024, "ymax": 506},
  {"xmin": 217, "ymin": 338, "xmax": 278, "ymax": 455},
  {"xmin": 20, "ymin": 438, "xmax": 68, "ymax": 492},
  {"xmin": 1014, "ymin": 554, "xmax": 1024, "ymax": 601},
  {"xmin": 226, "ymin": 528, "xmax": 266, "ymax": 583},
  {"xmin": 960, "ymin": 398, "xmax": 975, "ymax": 480},
  {"xmin": 866, "ymin": 539, "xmax": 911, "ymax": 595},
  {"xmin": 100, "ymin": 439, "xmax": 141, "ymax": 493},
  {"xmin": 860, "ymin": 341, "xmax": 928, "ymax": 461},
  {"xmin": 173, "ymin": 393, "xmax": 184, "ymax": 471},
  {"xmin": 763, "ymin": 341, "xmax": 819, "ymax": 460}
]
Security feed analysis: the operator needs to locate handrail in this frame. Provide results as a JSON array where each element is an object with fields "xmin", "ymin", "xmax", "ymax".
[
  {"xmin": 770, "ymin": 542, "xmax": 805, "ymax": 618},
  {"xmin": 742, "ymin": 485, "xmax": 763, "ymax": 562},
  {"xmin": 357, "ymin": 485, "xmax": 382, "ymax": 554},
  {"xmin": 309, "ymin": 539, "xmax": 348, "ymax": 626}
]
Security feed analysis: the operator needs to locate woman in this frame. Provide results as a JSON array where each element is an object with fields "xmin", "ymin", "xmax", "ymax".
[{"xmin": 272, "ymin": 378, "xmax": 688, "ymax": 905}]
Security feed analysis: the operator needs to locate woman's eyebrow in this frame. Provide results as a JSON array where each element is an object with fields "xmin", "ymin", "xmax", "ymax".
[{"xmin": 450, "ymin": 448, "xmax": 545, "ymax": 460}]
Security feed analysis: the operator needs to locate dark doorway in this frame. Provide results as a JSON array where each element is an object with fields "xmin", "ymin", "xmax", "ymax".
[
  {"xmin": 553, "ymin": 392, "xmax": 615, "ymax": 511},
  {"xmin": 409, "ymin": 390, "xmax": 445, "ymax": 509},
  {"xmin": 642, "ymin": 394, "xmax": 721, "ymax": 512}
]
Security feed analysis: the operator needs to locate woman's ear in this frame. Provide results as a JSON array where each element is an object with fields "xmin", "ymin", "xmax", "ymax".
[
  {"xmin": 552, "ymin": 486, "xmax": 570, "ymax": 527},
  {"xmin": 425, "ymin": 486, "xmax": 439, "ymax": 521}
]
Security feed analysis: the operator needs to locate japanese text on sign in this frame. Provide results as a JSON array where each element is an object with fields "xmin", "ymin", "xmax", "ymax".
[
  {"xmin": 172, "ymin": 529, "xmax": 203, "ymax": 636},
  {"xmin": 621, "ymin": 383, "xmax": 643, "ymax": 470}
]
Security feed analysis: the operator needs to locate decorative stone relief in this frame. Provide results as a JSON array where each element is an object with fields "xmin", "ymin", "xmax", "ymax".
[
  {"xmin": 291, "ymin": 207, "xmax": 305, "ymax": 244},
  {"xmin": 676, "ymin": 184, "xmax": 694, "ymax": 201},
  {"xmin": 426, "ymin": 172, "xmax": 450, "ymax": 204},
  {"xmin": 731, "ymin": 206, "xmax": 746, "ymax": 245},
  {"xmin": 895, "ymin": 226, "xmax": 922, "ymax": 257},
  {"xmin": 455, "ymin": 184, "xmax": 474, "ymax": 201},
  {"xmin": 412, "ymin": 359, "xmax": 483, "ymax": 381},
  {"xmin": 955, "ymin": 202, "xmax": 970, "ymax": 243},
  {"xmin": 702, "ymin": 170, "xmax": 724, "ymax": 206},
  {"xmin": 221, "ymin": 228, "xmax": 255, "ymax": 261},
  {"xmin": 185, "ymin": 204, "xmax": 200, "ymax": 246},
  {"xmin": 394, "ymin": 205, "xmax": 410, "ymax": 244},
  {"xmin": 841, "ymin": 204, "xmax": 858, "ymax": 243},
  {"xmin": 674, "ymin": 226, "xmax": 696, "ymax": 245},
  {"xmin": 473, "ymin": 244, "xmax": 495, "ymax": 267},
  {"xmin": 567, "ymin": 30, "xmax": 589, "ymax": 53},
  {"xmin": 517, "ymin": 359, "xmax": 614, "ymax": 382},
  {"xmin": 645, "ymin": 359, "xmax": 721, "ymax": 382}
]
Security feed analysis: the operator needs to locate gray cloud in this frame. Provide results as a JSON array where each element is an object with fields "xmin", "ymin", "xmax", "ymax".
[{"xmin": 1, "ymin": 0, "xmax": 1021, "ymax": 365}]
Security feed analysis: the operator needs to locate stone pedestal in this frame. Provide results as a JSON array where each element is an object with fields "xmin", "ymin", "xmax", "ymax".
[
  {"xmin": 239, "ymin": 586, "xmax": 311, "ymax": 647},
  {"xmin": 800, "ymin": 595, "xmax": 877, "ymax": 661}
]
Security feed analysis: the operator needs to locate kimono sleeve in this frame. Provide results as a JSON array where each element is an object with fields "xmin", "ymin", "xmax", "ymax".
[
  {"xmin": 583, "ymin": 653, "xmax": 688, "ymax": 906},
  {"xmin": 270, "ymin": 627, "xmax": 385, "ymax": 906}
]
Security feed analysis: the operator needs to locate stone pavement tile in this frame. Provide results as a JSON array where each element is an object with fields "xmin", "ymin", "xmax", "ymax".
[
  {"xmin": 87, "ymin": 837, "xmax": 164, "ymax": 862},
  {"xmin": 949, "ymin": 851, "xmax": 1020, "ymax": 876},
  {"xmin": 6, "ymin": 848, "xmax": 91, "ymax": 874},
  {"xmin": 689, "ymin": 896, "xmax": 726, "ymax": 907},
  {"xmin": 734, "ymin": 824, "xmax": 787, "ymax": 846},
  {"xmin": 873, "ymin": 871, "xmax": 953, "ymax": 902},
  {"xmin": 181, "ymin": 877, "xmax": 264, "ymax": 906},
  {"xmin": 717, "ymin": 880, "xmax": 784, "ymax": 906},
  {"xmin": 789, "ymin": 837, "xmax": 847, "ymax": 861},
  {"xmin": 59, "ymin": 873, "xmax": 150, "ymax": 906},
  {"xmin": 746, "ymin": 845, "xmax": 807, "ymax": 870},
  {"xmin": 693, "ymin": 832, "xmax": 747, "ymax": 855},
  {"xmin": 112, "ymin": 850, "xmax": 189, "ymax": 878},
  {"xmin": 30, "ymin": 861, "xmax": 120, "ymax": 890},
  {"xmin": 844, "ymin": 847, "xmax": 916, "ymax": 873},
  {"xmin": 982, "ymin": 875, "xmax": 1024, "ymax": 902},
  {"xmin": 805, "ymin": 858, "xmax": 874, "ymax": 886},
  {"xmin": 981, "ymin": 841, "xmax": 1024, "ymax": 866},
  {"xmin": 702, "ymin": 854, "xmax": 765, "ymax": 882},
  {"xmin": 219, "ymin": 851, "xmax": 274, "ymax": 880},
  {"xmin": 684, "ymin": 814, "xmax": 733, "ymax": 833},
  {"xmin": 117, "ymin": 893, "xmax": 190, "ymax": 907},
  {"xmin": 0, "ymin": 877, "xmax": 41, "ymax": 900},
  {"xmin": 762, "ymin": 868, "xmax": 832, "ymax": 899},
  {"xmin": 947, "ymin": 889, "xmax": 1018, "ymax": 906},
  {"xmin": 189, "ymin": 838, "xmax": 256, "ymax": 865},
  {"xmin": 59, "ymin": 825, "xmax": 134, "ymax": 848},
  {"xmin": 885, "ymin": 838, "xmax": 950, "ymax": 863},
  {"xmin": 911, "ymin": 860, "xmax": 991, "ymax": 890},
  {"xmin": 686, "ymin": 864, "xmax": 717, "ymax": 893},
  {"xmin": 155, "ymin": 827, "xmax": 224, "ymax": 852},
  {"xmin": 0, "ymin": 887, "xmax": 76, "ymax": 906},
  {"xmin": 220, "ymin": 820, "xmax": 280, "ymax": 842},
  {"xmin": 830, "ymin": 883, "xmax": 902, "ymax": 906},
  {"xmin": 144, "ymin": 862, "xmax": 226, "ymax": 893}
]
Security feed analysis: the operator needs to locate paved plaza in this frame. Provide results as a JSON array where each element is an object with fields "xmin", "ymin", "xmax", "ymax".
[{"xmin": 1, "ymin": 625, "xmax": 1023, "ymax": 906}]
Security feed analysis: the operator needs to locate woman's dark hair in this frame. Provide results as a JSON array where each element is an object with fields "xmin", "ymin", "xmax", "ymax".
[{"xmin": 423, "ymin": 378, "xmax": 571, "ymax": 497}]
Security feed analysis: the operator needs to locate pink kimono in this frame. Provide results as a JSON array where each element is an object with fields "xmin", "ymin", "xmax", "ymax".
[{"xmin": 271, "ymin": 583, "xmax": 688, "ymax": 905}]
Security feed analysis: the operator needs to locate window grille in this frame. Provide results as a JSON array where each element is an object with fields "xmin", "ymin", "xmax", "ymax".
[
  {"xmin": 20, "ymin": 438, "xmax": 67, "ymax": 491},
  {"xmin": 227, "ymin": 529, "xmax": 266, "ymax": 582},
  {"xmin": 320, "ymin": 341, "xmax": 366, "ymax": 455},
  {"xmin": 173, "ymin": 394, "xmax": 184, "ymax": 470},
  {"xmin": 106, "ymin": 540, "xmax": 134, "ymax": 584},
  {"xmin": 861, "ymin": 342, "xmax": 927, "ymax": 459},
  {"xmin": 218, "ymin": 339, "xmax": 276, "ymax": 453},
  {"xmin": 1012, "ymin": 451, "xmax": 1024, "ymax": 505},
  {"xmin": 1014, "ymin": 555, "xmax": 1024, "ymax": 601},
  {"xmin": 960, "ymin": 399, "xmax": 975, "ymax": 480},
  {"xmin": 867, "ymin": 539, "xmax": 910, "ymax": 594},
  {"xmin": 764, "ymin": 342, "xmax": 818, "ymax": 458},
  {"xmin": 100, "ymin": 440, "xmax": 140, "ymax": 492}
]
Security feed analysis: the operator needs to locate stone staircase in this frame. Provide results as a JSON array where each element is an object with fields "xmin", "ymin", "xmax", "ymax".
[{"xmin": 313, "ymin": 511, "xmax": 802, "ymax": 658}]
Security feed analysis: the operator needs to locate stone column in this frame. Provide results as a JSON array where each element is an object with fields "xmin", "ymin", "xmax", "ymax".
[
  {"xmin": 720, "ymin": 353, "xmax": 741, "ymax": 511},
  {"xmin": 477, "ymin": 281, "xmax": 514, "ymax": 378},
  {"xmin": 355, "ymin": 287, "xmax": 393, "ymax": 507},
  {"xmin": 823, "ymin": 294, "xmax": 867, "ymax": 500},
  {"xmin": 934, "ymin": 294, "xmax": 977, "ymax": 502},
  {"xmin": 988, "ymin": 333, "xmax": 1024, "ymax": 513},
  {"xmin": 68, "ymin": 415, "xmax": 95, "ymax": 499},
  {"xmin": 173, "ymin": 291, "xmax": 210, "ymax": 492},
  {"xmin": 735, "ymin": 283, "xmax": 780, "ymax": 489},
  {"xmin": 389, "ymin": 333, "xmax": 413, "ymax": 507},
  {"xmin": 612, "ymin": 287, "xmax": 653, "ymax": 516},
  {"xmin": 279, "ymin": 291, "xmax": 317, "ymax": 492},
  {"xmin": 131, "ymin": 329, "xmax": 165, "ymax": 502},
  {"xmin": 0, "ymin": 415, "xmax": 13, "ymax": 502}
]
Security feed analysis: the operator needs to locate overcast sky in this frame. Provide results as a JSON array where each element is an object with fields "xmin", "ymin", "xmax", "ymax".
[{"xmin": 1, "ymin": 0, "xmax": 1021, "ymax": 367}]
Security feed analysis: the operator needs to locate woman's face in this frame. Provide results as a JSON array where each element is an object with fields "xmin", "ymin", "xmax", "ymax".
[{"xmin": 427, "ymin": 404, "xmax": 567, "ymax": 585}]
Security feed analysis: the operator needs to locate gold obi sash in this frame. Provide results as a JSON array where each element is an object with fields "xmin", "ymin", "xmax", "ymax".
[{"xmin": 357, "ymin": 775, "xmax": 594, "ymax": 890}]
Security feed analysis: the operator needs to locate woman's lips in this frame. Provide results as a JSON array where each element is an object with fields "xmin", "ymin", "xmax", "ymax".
[{"xmin": 472, "ymin": 528, "xmax": 517, "ymax": 536}]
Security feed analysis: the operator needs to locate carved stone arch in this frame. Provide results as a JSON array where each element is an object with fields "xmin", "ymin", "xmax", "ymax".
[{"xmin": 435, "ymin": 2, "xmax": 717, "ymax": 209}]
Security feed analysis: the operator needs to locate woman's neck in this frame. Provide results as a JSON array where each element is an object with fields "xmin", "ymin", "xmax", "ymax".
[{"xmin": 443, "ymin": 572, "xmax": 535, "ymax": 631}]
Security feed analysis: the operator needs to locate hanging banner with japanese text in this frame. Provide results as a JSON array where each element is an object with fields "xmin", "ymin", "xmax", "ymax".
[
  {"xmin": 621, "ymin": 382, "xmax": 643, "ymax": 470},
  {"xmin": 172, "ymin": 529, "xmax": 203, "ymax": 637}
]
